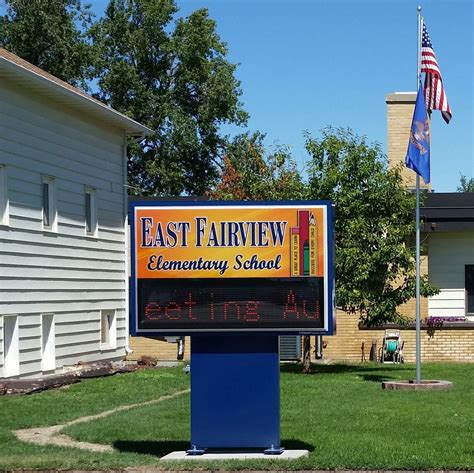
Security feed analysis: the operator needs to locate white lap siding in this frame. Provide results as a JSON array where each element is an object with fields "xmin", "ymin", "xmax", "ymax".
[
  {"xmin": 0, "ymin": 78, "xmax": 127, "ymax": 378},
  {"xmin": 428, "ymin": 232, "xmax": 474, "ymax": 319}
]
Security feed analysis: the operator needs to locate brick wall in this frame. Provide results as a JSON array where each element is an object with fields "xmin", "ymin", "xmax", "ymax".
[
  {"xmin": 321, "ymin": 310, "xmax": 474, "ymax": 363},
  {"xmin": 321, "ymin": 310, "xmax": 366, "ymax": 362},
  {"xmin": 127, "ymin": 318, "xmax": 473, "ymax": 363},
  {"xmin": 128, "ymin": 336, "xmax": 190, "ymax": 361}
]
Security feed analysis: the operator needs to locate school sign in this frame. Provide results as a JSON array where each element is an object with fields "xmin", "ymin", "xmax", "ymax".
[{"xmin": 130, "ymin": 200, "xmax": 335, "ymax": 335}]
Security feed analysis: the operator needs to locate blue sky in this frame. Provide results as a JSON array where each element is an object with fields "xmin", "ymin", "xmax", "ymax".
[{"xmin": 175, "ymin": 0, "xmax": 473, "ymax": 192}]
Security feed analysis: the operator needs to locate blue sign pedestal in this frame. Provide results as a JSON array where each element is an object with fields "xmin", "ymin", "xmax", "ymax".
[{"xmin": 188, "ymin": 335, "xmax": 283, "ymax": 455}]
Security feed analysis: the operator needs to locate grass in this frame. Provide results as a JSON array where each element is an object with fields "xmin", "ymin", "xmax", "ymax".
[{"xmin": 0, "ymin": 362, "xmax": 473, "ymax": 470}]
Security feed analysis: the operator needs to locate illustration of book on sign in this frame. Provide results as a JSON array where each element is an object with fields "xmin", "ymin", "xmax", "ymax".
[
  {"xmin": 309, "ymin": 212, "xmax": 318, "ymax": 276},
  {"xmin": 290, "ymin": 227, "xmax": 300, "ymax": 276},
  {"xmin": 290, "ymin": 210, "xmax": 319, "ymax": 277}
]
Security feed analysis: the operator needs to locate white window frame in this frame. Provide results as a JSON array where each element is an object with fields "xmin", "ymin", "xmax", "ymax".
[
  {"xmin": 41, "ymin": 313, "xmax": 56, "ymax": 372},
  {"xmin": 85, "ymin": 186, "xmax": 98, "ymax": 237},
  {"xmin": 0, "ymin": 165, "xmax": 8, "ymax": 226},
  {"xmin": 3, "ymin": 315, "xmax": 20, "ymax": 378},
  {"xmin": 100, "ymin": 310, "xmax": 116, "ymax": 350},
  {"xmin": 42, "ymin": 175, "xmax": 57, "ymax": 232}
]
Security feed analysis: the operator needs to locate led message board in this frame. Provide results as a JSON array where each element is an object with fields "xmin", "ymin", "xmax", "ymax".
[{"xmin": 130, "ymin": 201, "xmax": 335, "ymax": 335}]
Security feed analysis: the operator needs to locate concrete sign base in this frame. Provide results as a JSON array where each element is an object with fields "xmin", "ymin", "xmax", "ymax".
[{"xmin": 161, "ymin": 449, "xmax": 309, "ymax": 461}]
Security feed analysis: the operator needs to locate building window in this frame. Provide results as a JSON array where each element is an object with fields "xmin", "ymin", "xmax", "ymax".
[
  {"xmin": 0, "ymin": 165, "xmax": 8, "ymax": 225},
  {"xmin": 466, "ymin": 265, "xmax": 474, "ymax": 316},
  {"xmin": 3, "ymin": 315, "xmax": 20, "ymax": 378},
  {"xmin": 42, "ymin": 176, "xmax": 57, "ymax": 231},
  {"xmin": 85, "ymin": 186, "xmax": 97, "ymax": 236},
  {"xmin": 41, "ymin": 314, "xmax": 55, "ymax": 372},
  {"xmin": 100, "ymin": 310, "xmax": 116, "ymax": 349}
]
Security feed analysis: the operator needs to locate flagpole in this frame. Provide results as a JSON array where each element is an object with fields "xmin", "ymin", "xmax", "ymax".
[{"xmin": 415, "ymin": 6, "xmax": 423, "ymax": 384}]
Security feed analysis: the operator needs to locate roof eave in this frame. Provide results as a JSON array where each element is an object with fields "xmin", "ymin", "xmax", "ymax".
[{"xmin": 0, "ymin": 56, "xmax": 153, "ymax": 137}]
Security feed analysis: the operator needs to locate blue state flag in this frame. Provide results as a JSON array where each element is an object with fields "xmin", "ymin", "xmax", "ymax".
[{"xmin": 405, "ymin": 83, "xmax": 431, "ymax": 184}]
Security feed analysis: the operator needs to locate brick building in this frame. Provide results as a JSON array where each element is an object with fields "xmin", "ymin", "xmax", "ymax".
[{"xmin": 321, "ymin": 92, "xmax": 473, "ymax": 363}]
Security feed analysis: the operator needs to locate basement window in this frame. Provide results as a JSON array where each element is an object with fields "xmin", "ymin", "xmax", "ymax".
[
  {"xmin": 3, "ymin": 315, "xmax": 20, "ymax": 378},
  {"xmin": 100, "ymin": 310, "xmax": 116, "ymax": 349}
]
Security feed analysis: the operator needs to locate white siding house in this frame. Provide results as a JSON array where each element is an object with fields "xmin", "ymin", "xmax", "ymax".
[
  {"xmin": 428, "ymin": 232, "xmax": 474, "ymax": 319},
  {"xmin": 423, "ymin": 194, "xmax": 474, "ymax": 321},
  {"xmin": 0, "ymin": 48, "xmax": 151, "ymax": 379}
]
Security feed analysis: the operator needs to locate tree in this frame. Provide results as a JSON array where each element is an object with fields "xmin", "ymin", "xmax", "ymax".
[
  {"xmin": 0, "ymin": 0, "xmax": 95, "ymax": 88},
  {"xmin": 457, "ymin": 174, "xmax": 474, "ymax": 192},
  {"xmin": 213, "ymin": 128, "xmax": 439, "ymax": 371},
  {"xmin": 212, "ymin": 131, "xmax": 305, "ymax": 201},
  {"xmin": 92, "ymin": 0, "xmax": 248, "ymax": 196},
  {"xmin": 211, "ymin": 132, "xmax": 312, "ymax": 371},
  {"xmin": 306, "ymin": 127, "xmax": 438, "ymax": 326}
]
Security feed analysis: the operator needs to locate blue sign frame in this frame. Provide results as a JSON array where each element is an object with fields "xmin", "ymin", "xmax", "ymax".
[{"xmin": 129, "ymin": 200, "xmax": 335, "ymax": 337}]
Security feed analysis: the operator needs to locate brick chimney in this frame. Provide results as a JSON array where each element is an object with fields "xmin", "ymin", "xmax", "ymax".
[{"xmin": 386, "ymin": 92, "xmax": 430, "ymax": 190}]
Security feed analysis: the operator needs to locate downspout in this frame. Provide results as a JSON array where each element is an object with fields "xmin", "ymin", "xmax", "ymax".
[
  {"xmin": 123, "ymin": 133, "xmax": 133, "ymax": 356},
  {"xmin": 123, "ymin": 132, "xmax": 146, "ymax": 356}
]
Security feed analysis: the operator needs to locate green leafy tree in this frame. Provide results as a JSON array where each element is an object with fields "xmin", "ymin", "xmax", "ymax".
[
  {"xmin": 211, "ymin": 132, "xmax": 310, "ymax": 370},
  {"xmin": 0, "ymin": 0, "xmax": 95, "ymax": 87},
  {"xmin": 306, "ymin": 127, "xmax": 438, "ymax": 326},
  {"xmin": 214, "ymin": 128, "xmax": 439, "ymax": 371},
  {"xmin": 92, "ymin": 0, "xmax": 248, "ymax": 196},
  {"xmin": 457, "ymin": 174, "xmax": 474, "ymax": 192}
]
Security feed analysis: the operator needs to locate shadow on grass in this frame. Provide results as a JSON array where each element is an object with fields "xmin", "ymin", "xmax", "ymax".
[
  {"xmin": 114, "ymin": 440, "xmax": 189, "ymax": 457},
  {"xmin": 280, "ymin": 363, "xmax": 410, "ymax": 376},
  {"xmin": 114, "ymin": 439, "xmax": 314, "ymax": 457},
  {"xmin": 361, "ymin": 374, "xmax": 396, "ymax": 383},
  {"xmin": 281, "ymin": 439, "xmax": 315, "ymax": 452}
]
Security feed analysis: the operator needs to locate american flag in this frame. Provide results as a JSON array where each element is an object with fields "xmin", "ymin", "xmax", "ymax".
[{"xmin": 421, "ymin": 22, "xmax": 452, "ymax": 123}]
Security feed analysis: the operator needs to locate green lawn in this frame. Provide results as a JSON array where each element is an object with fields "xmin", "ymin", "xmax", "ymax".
[{"xmin": 0, "ymin": 363, "xmax": 473, "ymax": 470}]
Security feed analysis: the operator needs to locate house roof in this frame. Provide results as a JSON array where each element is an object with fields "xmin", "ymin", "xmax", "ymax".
[
  {"xmin": 422, "ymin": 192, "xmax": 474, "ymax": 232},
  {"xmin": 0, "ymin": 48, "xmax": 153, "ymax": 137}
]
